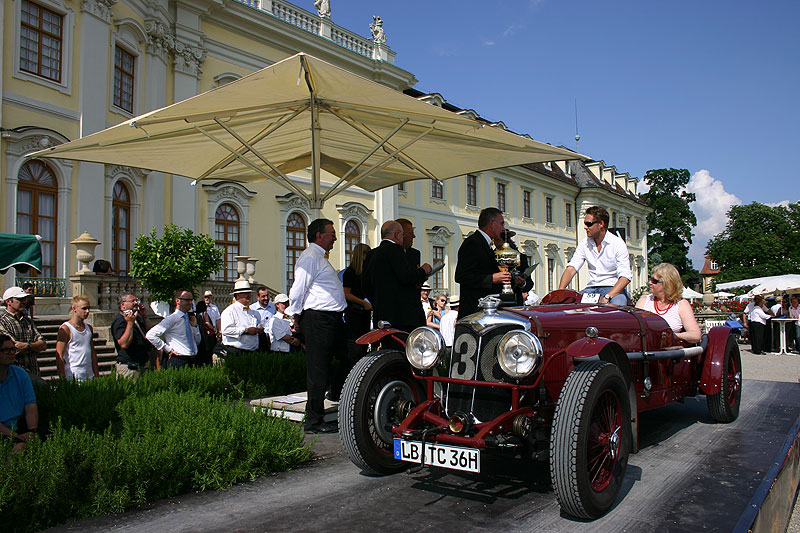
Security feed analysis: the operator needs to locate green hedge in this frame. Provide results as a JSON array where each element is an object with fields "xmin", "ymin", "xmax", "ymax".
[
  {"xmin": 1, "ymin": 363, "xmax": 314, "ymax": 532},
  {"xmin": 224, "ymin": 350, "xmax": 308, "ymax": 398}
]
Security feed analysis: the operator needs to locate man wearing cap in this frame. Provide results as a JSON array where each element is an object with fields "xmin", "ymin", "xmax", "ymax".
[
  {"xmin": 0, "ymin": 286, "xmax": 45, "ymax": 380},
  {"xmin": 455, "ymin": 207, "xmax": 512, "ymax": 317},
  {"xmin": 268, "ymin": 294, "xmax": 301, "ymax": 353},
  {"xmin": 439, "ymin": 295, "xmax": 460, "ymax": 348},
  {"xmin": 286, "ymin": 218, "xmax": 347, "ymax": 434},
  {"xmin": 145, "ymin": 288, "xmax": 201, "ymax": 368},
  {"xmin": 362, "ymin": 221, "xmax": 432, "ymax": 334},
  {"xmin": 200, "ymin": 290, "xmax": 221, "ymax": 336},
  {"xmin": 420, "ymin": 282, "xmax": 432, "ymax": 317},
  {"xmin": 220, "ymin": 281, "xmax": 266, "ymax": 354},
  {"xmin": 558, "ymin": 205, "xmax": 632, "ymax": 306}
]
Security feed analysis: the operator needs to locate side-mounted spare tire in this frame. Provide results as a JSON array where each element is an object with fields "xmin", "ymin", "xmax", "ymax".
[
  {"xmin": 550, "ymin": 360, "xmax": 631, "ymax": 519},
  {"xmin": 339, "ymin": 350, "xmax": 425, "ymax": 475}
]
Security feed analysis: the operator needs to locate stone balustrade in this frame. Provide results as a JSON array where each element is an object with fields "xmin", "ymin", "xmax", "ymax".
[{"xmin": 233, "ymin": 0, "xmax": 383, "ymax": 61}]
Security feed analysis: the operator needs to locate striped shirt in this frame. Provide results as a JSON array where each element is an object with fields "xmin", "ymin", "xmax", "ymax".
[{"xmin": 0, "ymin": 309, "xmax": 42, "ymax": 375}]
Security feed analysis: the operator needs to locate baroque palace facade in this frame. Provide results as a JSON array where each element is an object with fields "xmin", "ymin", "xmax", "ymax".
[{"xmin": 1, "ymin": 0, "xmax": 651, "ymax": 305}]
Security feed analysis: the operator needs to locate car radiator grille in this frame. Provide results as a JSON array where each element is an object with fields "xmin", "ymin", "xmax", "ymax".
[{"xmin": 445, "ymin": 324, "xmax": 519, "ymax": 422}]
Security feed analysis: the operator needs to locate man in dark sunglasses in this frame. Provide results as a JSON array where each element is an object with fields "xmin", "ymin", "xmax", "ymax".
[{"xmin": 558, "ymin": 205, "xmax": 632, "ymax": 305}]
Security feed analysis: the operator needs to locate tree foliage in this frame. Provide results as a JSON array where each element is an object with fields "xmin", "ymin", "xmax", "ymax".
[
  {"xmin": 706, "ymin": 202, "xmax": 800, "ymax": 283},
  {"xmin": 130, "ymin": 224, "xmax": 224, "ymax": 303},
  {"xmin": 641, "ymin": 168, "xmax": 697, "ymax": 275}
]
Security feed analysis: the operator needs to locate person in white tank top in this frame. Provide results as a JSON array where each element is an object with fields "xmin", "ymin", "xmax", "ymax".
[
  {"xmin": 635, "ymin": 263, "xmax": 702, "ymax": 344},
  {"xmin": 55, "ymin": 295, "xmax": 99, "ymax": 381}
]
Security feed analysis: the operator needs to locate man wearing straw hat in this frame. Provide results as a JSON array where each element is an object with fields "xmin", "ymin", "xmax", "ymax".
[{"xmin": 219, "ymin": 280, "xmax": 265, "ymax": 355}]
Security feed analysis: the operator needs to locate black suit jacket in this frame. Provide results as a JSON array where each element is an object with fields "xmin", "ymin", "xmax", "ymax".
[
  {"xmin": 454, "ymin": 231, "xmax": 503, "ymax": 317},
  {"xmin": 404, "ymin": 247, "xmax": 421, "ymax": 269},
  {"xmin": 363, "ymin": 240, "xmax": 428, "ymax": 330}
]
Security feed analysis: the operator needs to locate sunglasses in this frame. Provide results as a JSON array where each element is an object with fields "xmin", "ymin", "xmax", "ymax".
[
  {"xmin": 584, "ymin": 220, "xmax": 600, "ymax": 227},
  {"xmin": 649, "ymin": 277, "xmax": 663, "ymax": 284},
  {"xmin": 0, "ymin": 347, "xmax": 16, "ymax": 354}
]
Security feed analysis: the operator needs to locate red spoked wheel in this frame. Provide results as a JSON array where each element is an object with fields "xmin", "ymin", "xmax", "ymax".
[
  {"xmin": 550, "ymin": 361, "xmax": 631, "ymax": 519},
  {"xmin": 707, "ymin": 335, "xmax": 742, "ymax": 423}
]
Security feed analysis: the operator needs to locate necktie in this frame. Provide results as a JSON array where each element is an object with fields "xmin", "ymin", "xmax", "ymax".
[
  {"xmin": 243, "ymin": 305, "xmax": 249, "ymax": 310},
  {"xmin": 184, "ymin": 313, "xmax": 196, "ymax": 354}
]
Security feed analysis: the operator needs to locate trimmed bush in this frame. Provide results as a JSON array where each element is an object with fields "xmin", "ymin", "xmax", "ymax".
[
  {"xmin": 224, "ymin": 351, "xmax": 308, "ymax": 398},
  {"xmin": 0, "ymin": 391, "xmax": 312, "ymax": 532}
]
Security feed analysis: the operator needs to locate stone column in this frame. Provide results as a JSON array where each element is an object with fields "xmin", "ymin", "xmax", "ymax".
[{"xmin": 76, "ymin": 1, "xmax": 117, "ymax": 252}]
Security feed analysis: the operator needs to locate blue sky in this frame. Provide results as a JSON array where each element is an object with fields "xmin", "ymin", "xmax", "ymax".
[{"xmin": 323, "ymin": 0, "xmax": 799, "ymax": 268}]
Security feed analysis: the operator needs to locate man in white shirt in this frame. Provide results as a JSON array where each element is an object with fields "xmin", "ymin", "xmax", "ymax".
[
  {"xmin": 252, "ymin": 286, "xmax": 275, "ymax": 352},
  {"xmin": 439, "ymin": 295, "xmax": 459, "ymax": 348},
  {"xmin": 269, "ymin": 294, "xmax": 301, "ymax": 353},
  {"xmin": 145, "ymin": 289, "xmax": 201, "ymax": 369},
  {"xmin": 287, "ymin": 218, "xmax": 347, "ymax": 434},
  {"xmin": 220, "ymin": 281, "xmax": 266, "ymax": 354},
  {"xmin": 558, "ymin": 205, "xmax": 632, "ymax": 306}
]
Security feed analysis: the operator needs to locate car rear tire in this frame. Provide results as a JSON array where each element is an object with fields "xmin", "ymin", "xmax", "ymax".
[
  {"xmin": 707, "ymin": 335, "xmax": 742, "ymax": 423},
  {"xmin": 550, "ymin": 361, "xmax": 631, "ymax": 519},
  {"xmin": 339, "ymin": 350, "xmax": 424, "ymax": 475}
]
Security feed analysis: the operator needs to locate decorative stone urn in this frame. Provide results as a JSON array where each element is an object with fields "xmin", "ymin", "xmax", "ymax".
[
  {"xmin": 234, "ymin": 256, "xmax": 249, "ymax": 282},
  {"xmin": 245, "ymin": 258, "xmax": 258, "ymax": 284},
  {"xmin": 71, "ymin": 232, "xmax": 100, "ymax": 274}
]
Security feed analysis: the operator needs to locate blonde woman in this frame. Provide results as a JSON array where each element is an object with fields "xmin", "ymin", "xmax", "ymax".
[
  {"xmin": 342, "ymin": 243, "xmax": 373, "ymax": 367},
  {"xmin": 635, "ymin": 263, "xmax": 702, "ymax": 344},
  {"xmin": 426, "ymin": 293, "xmax": 449, "ymax": 330}
]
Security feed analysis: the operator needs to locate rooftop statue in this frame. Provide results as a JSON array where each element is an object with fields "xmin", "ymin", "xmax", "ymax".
[
  {"xmin": 314, "ymin": 0, "xmax": 331, "ymax": 18},
  {"xmin": 370, "ymin": 16, "xmax": 386, "ymax": 44}
]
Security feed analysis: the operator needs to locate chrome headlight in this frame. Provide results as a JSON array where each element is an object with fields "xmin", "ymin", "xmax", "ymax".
[
  {"xmin": 497, "ymin": 330, "xmax": 543, "ymax": 378},
  {"xmin": 405, "ymin": 327, "xmax": 446, "ymax": 371}
]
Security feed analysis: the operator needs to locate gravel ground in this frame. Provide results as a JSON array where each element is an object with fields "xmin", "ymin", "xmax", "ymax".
[{"xmin": 736, "ymin": 342, "xmax": 800, "ymax": 532}]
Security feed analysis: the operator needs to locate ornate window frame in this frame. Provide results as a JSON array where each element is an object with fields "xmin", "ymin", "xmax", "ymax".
[
  {"xmin": 12, "ymin": 0, "xmax": 75, "ymax": 95},
  {"xmin": 203, "ymin": 181, "xmax": 257, "ymax": 279},
  {"xmin": 3, "ymin": 128, "xmax": 73, "ymax": 280},
  {"xmin": 104, "ymin": 165, "xmax": 146, "ymax": 268},
  {"xmin": 336, "ymin": 201, "xmax": 371, "ymax": 268},
  {"xmin": 110, "ymin": 18, "xmax": 148, "ymax": 118},
  {"xmin": 430, "ymin": 179, "xmax": 446, "ymax": 205},
  {"xmin": 426, "ymin": 225, "xmax": 454, "ymax": 291},
  {"xmin": 277, "ymin": 193, "xmax": 311, "ymax": 291}
]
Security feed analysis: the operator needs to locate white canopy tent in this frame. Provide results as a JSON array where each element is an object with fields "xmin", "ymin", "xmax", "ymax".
[
  {"xmin": 33, "ymin": 53, "xmax": 585, "ymax": 215},
  {"xmin": 746, "ymin": 275, "xmax": 800, "ymax": 296},
  {"xmin": 716, "ymin": 274, "xmax": 800, "ymax": 291},
  {"xmin": 713, "ymin": 291, "xmax": 735, "ymax": 298},
  {"xmin": 682, "ymin": 287, "xmax": 704, "ymax": 300}
]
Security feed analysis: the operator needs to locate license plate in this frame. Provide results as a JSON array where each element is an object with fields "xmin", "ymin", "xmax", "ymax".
[
  {"xmin": 393, "ymin": 439, "xmax": 480, "ymax": 473},
  {"xmin": 581, "ymin": 293, "xmax": 601, "ymax": 303}
]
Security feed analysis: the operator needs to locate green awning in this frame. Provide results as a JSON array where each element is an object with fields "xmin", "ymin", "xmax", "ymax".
[{"xmin": 0, "ymin": 233, "xmax": 42, "ymax": 274}]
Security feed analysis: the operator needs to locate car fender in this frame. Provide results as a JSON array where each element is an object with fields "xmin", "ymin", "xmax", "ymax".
[
  {"xmin": 356, "ymin": 328, "xmax": 407, "ymax": 347},
  {"xmin": 699, "ymin": 327, "xmax": 733, "ymax": 396},
  {"xmin": 567, "ymin": 337, "xmax": 639, "ymax": 453}
]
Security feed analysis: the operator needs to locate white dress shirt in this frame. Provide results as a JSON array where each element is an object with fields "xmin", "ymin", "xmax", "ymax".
[
  {"xmin": 220, "ymin": 301, "xmax": 265, "ymax": 351},
  {"xmin": 439, "ymin": 310, "xmax": 458, "ymax": 347},
  {"xmin": 251, "ymin": 301, "xmax": 275, "ymax": 324},
  {"xmin": 205, "ymin": 303, "xmax": 221, "ymax": 327},
  {"xmin": 268, "ymin": 312, "xmax": 293, "ymax": 353},
  {"xmin": 145, "ymin": 309, "xmax": 201, "ymax": 356},
  {"xmin": 748, "ymin": 305, "xmax": 770, "ymax": 325},
  {"xmin": 789, "ymin": 304, "xmax": 800, "ymax": 325},
  {"xmin": 567, "ymin": 231, "xmax": 632, "ymax": 288},
  {"xmin": 286, "ymin": 243, "xmax": 347, "ymax": 316}
]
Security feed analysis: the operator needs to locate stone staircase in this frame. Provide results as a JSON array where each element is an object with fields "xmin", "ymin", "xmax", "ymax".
[{"xmin": 33, "ymin": 315, "xmax": 117, "ymax": 380}]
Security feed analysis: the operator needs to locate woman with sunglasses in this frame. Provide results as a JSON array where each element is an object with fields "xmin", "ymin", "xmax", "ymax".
[
  {"xmin": 426, "ymin": 293, "xmax": 449, "ymax": 330},
  {"xmin": 636, "ymin": 263, "xmax": 702, "ymax": 344}
]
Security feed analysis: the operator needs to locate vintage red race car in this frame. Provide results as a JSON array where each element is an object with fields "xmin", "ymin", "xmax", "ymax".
[{"xmin": 338, "ymin": 289, "xmax": 742, "ymax": 519}]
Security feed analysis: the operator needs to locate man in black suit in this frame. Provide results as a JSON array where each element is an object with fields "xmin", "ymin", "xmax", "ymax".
[
  {"xmin": 455, "ymin": 207, "xmax": 512, "ymax": 317},
  {"xmin": 363, "ymin": 221, "xmax": 432, "ymax": 333},
  {"xmin": 397, "ymin": 218, "xmax": 421, "ymax": 269}
]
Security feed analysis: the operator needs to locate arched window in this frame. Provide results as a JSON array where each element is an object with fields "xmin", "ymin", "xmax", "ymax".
[
  {"xmin": 17, "ymin": 160, "xmax": 57, "ymax": 277},
  {"xmin": 112, "ymin": 181, "xmax": 131, "ymax": 275},
  {"xmin": 286, "ymin": 212, "xmax": 306, "ymax": 289},
  {"xmin": 215, "ymin": 203, "xmax": 240, "ymax": 281},
  {"xmin": 344, "ymin": 219, "xmax": 361, "ymax": 267}
]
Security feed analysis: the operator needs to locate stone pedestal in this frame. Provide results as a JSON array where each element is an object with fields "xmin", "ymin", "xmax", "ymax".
[{"xmin": 69, "ymin": 272, "xmax": 102, "ymax": 307}]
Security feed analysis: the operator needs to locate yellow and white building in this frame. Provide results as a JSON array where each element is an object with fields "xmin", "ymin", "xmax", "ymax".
[{"xmin": 1, "ymin": 0, "xmax": 650, "ymax": 305}]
